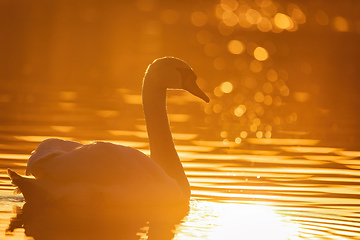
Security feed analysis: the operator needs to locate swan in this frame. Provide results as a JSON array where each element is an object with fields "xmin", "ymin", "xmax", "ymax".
[{"xmin": 8, "ymin": 57, "xmax": 209, "ymax": 207}]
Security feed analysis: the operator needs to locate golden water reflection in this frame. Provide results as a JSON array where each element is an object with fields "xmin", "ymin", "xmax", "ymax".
[
  {"xmin": 2, "ymin": 129, "xmax": 360, "ymax": 239},
  {"xmin": 1, "ymin": 142, "xmax": 360, "ymax": 240},
  {"xmin": 176, "ymin": 201, "xmax": 299, "ymax": 240},
  {"xmin": 1, "ymin": 92, "xmax": 360, "ymax": 239}
]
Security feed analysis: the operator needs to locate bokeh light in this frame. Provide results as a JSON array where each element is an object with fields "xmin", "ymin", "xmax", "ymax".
[
  {"xmin": 253, "ymin": 47, "xmax": 269, "ymax": 61},
  {"xmin": 221, "ymin": 81, "xmax": 233, "ymax": 93},
  {"xmin": 315, "ymin": 10, "xmax": 329, "ymax": 25},
  {"xmin": 333, "ymin": 16, "xmax": 349, "ymax": 32},
  {"xmin": 0, "ymin": 0, "xmax": 359, "ymax": 158},
  {"xmin": 227, "ymin": 40, "xmax": 245, "ymax": 54},
  {"xmin": 191, "ymin": 11, "xmax": 208, "ymax": 27},
  {"xmin": 274, "ymin": 13, "xmax": 293, "ymax": 30}
]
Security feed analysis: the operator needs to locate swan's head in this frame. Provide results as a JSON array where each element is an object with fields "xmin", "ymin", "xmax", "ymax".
[{"xmin": 145, "ymin": 57, "xmax": 209, "ymax": 102}]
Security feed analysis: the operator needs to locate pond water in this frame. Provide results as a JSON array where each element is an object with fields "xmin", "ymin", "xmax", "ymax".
[
  {"xmin": 0, "ymin": 84, "xmax": 359, "ymax": 240},
  {"xmin": 1, "ymin": 0, "xmax": 360, "ymax": 239}
]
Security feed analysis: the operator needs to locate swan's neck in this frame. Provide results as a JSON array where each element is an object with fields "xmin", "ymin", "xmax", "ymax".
[{"xmin": 142, "ymin": 77, "xmax": 190, "ymax": 199}]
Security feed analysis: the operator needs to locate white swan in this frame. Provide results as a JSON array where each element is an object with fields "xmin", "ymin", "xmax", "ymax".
[{"xmin": 8, "ymin": 57, "xmax": 209, "ymax": 206}]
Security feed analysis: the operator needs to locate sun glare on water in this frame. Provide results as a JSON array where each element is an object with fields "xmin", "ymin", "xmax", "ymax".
[{"xmin": 175, "ymin": 201, "xmax": 300, "ymax": 240}]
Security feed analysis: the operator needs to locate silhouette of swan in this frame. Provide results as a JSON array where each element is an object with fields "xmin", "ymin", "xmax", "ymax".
[{"xmin": 8, "ymin": 57, "xmax": 209, "ymax": 207}]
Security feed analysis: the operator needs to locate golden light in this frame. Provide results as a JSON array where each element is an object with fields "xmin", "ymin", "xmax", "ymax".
[
  {"xmin": 215, "ymin": 4, "xmax": 225, "ymax": 19},
  {"xmin": 255, "ymin": 105, "xmax": 265, "ymax": 115},
  {"xmin": 265, "ymin": 131, "xmax": 272, "ymax": 138},
  {"xmin": 168, "ymin": 113, "xmax": 191, "ymax": 123},
  {"xmin": 267, "ymin": 69, "xmax": 278, "ymax": 82},
  {"xmin": 238, "ymin": 12, "xmax": 253, "ymax": 28},
  {"xmin": 264, "ymin": 95, "xmax": 273, "ymax": 105},
  {"xmin": 245, "ymin": 8, "xmax": 262, "ymax": 25},
  {"xmin": 293, "ymin": 92, "xmax": 310, "ymax": 103},
  {"xmin": 176, "ymin": 202, "xmax": 299, "ymax": 240},
  {"xmin": 273, "ymin": 116, "xmax": 283, "ymax": 125},
  {"xmin": 51, "ymin": 126, "xmax": 75, "ymax": 133},
  {"xmin": 221, "ymin": 81, "xmax": 233, "ymax": 93},
  {"xmin": 222, "ymin": 138, "xmax": 230, "ymax": 145},
  {"xmin": 315, "ymin": 10, "xmax": 329, "ymax": 25},
  {"xmin": 214, "ymin": 86, "xmax": 224, "ymax": 97},
  {"xmin": 191, "ymin": 11, "xmax": 208, "ymax": 27},
  {"xmin": 122, "ymin": 94, "xmax": 142, "ymax": 104},
  {"xmin": 227, "ymin": 40, "xmax": 245, "ymax": 54},
  {"xmin": 256, "ymin": 0, "xmax": 273, "ymax": 8},
  {"xmin": 336, "ymin": 150, "xmax": 360, "ymax": 157},
  {"xmin": 250, "ymin": 59, "xmax": 263, "ymax": 72},
  {"xmin": 220, "ymin": 130, "xmax": 228, "ymax": 138},
  {"xmin": 1, "ymin": 1, "xmax": 359, "ymax": 240},
  {"xmin": 58, "ymin": 102, "xmax": 76, "ymax": 110},
  {"xmin": 220, "ymin": 0, "xmax": 239, "ymax": 12},
  {"xmin": 96, "ymin": 110, "xmax": 118, "ymax": 118},
  {"xmin": 333, "ymin": 16, "xmax": 349, "ymax": 32},
  {"xmin": 274, "ymin": 13, "xmax": 293, "ymax": 30},
  {"xmin": 250, "ymin": 124, "xmax": 257, "ymax": 132},
  {"xmin": 240, "ymin": 131, "xmax": 248, "ymax": 138},
  {"xmin": 59, "ymin": 91, "xmax": 77, "ymax": 101},
  {"xmin": 265, "ymin": 125, "xmax": 272, "ymax": 132},
  {"xmin": 234, "ymin": 108, "xmax": 243, "ymax": 117},
  {"xmin": 234, "ymin": 104, "xmax": 246, "ymax": 117},
  {"xmin": 0, "ymin": 153, "xmax": 29, "ymax": 160},
  {"xmin": 273, "ymin": 96, "xmax": 282, "ymax": 106},
  {"xmin": 257, "ymin": 17, "xmax": 272, "ymax": 32},
  {"xmin": 263, "ymin": 82, "xmax": 273, "ymax": 93},
  {"xmin": 213, "ymin": 57, "xmax": 227, "ymax": 70},
  {"xmin": 108, "ymin": 130, "xmax": 147, "ymax": 139},
  {"xmin": 289, "ymin": 5, "xmax": 306, "ymax": 24},
  {"xmin": 256, "ymin": 131, "xmax": 263, "ymax": 138},
  {"xmin": 253, "ymin": 47, "xmax": 269, "ymax": 61},
  {"xmin": 280, "ymin": 85, "xmax": 290, "ymax": 96},
  {"xmin": 204, "ymin": 105, "xmax": 212, "ymax": 114},
  {"xmin": 222, "ymin": 11, "xmax": 239, "ymax": 27},
  {"xmin": 254, "ymin": 91, "xmax": 265, "ymax": 102},
  {"xmin": 279, "ymin": 146, "xmax": 338, "ymax": 154},
  {"xmin": 14, "ymin": 135, "xmax": 72, "ymax": 142},
  {"xmin": 213, "ymin": 104, "xmax": 223, "ymax": 113},
  {"xmin": 253, "ymin": 118, "xmax": 261, "ymax": 126},
  {"xmin": 261, "ymin": 2, "xmax": 277, "ymax": 16}
]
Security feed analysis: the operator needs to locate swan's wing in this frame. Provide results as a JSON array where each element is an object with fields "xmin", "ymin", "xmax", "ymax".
[
  {"xmin": 31, "ymin": 141, "xmax": 168, "ymax": 183},
  {"xmin": 27, "ymin": 141, "xmax": 184, "ymax": 204},
  {"xmin": 26, "ymin": 138, "xmax": 83, "ymax": 176}
]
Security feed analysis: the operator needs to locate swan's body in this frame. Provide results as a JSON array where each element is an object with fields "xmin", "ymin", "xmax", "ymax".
[{"xmin": 8, "ymin": 57, "xmax": 209, "ymax": 206}]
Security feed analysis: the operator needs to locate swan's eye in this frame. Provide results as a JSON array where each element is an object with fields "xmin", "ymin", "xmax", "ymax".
[{"xmin": 176, "ymin": 67, "xmax": 197, "ymax": 82}]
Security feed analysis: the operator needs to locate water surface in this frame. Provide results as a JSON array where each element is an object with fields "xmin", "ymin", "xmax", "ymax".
[{"xmin": 1, "ymin": 86, "xmax": 359, "ymax": 240}]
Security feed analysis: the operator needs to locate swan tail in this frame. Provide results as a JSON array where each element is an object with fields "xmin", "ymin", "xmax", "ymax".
[
  {"xmin": 7, "ymin": 169, "xmax": 45, "ymax": 203},
  {"xmin": 7, "ymin": 169, "xmax": 22, "ymax": 193}
]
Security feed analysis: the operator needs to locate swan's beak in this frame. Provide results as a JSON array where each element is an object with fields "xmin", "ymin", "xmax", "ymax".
[{"xmin": 184, "ymin": 79, "xmax": 210, "ymax": 103}]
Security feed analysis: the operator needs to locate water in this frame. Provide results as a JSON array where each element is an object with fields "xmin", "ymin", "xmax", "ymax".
[
  {"xmin": 1, "ymin": 1, "xmax": 360, "ymax": 238},
  {"xmin": 1, "ymin": 85, "xmax": 359, "ymax": 240}
]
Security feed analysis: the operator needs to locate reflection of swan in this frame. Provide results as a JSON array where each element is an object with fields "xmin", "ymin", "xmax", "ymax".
[
  {"xmin": 8, "ymin": 57, "xmax": 209, "ymax": 206},
  {"xmin": 7, "ymin": 201, "xmax": 188, "ymax": 240}
]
